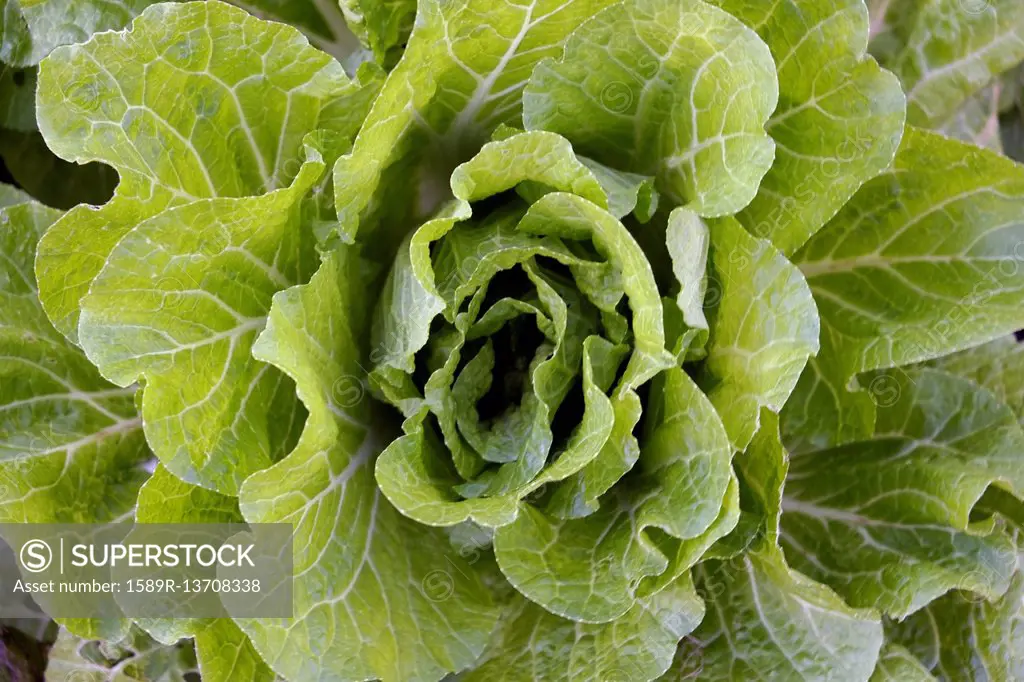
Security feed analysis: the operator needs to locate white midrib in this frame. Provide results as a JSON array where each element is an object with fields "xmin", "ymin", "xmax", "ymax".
[
  {"xmin": 0, "ymin": 356, "xmax": 135, "ymax": 422},
  {"xmin": 448, "ymin": 0, "xmax": 538, "ymax": 136},
  {"xmin": 0, "ymin": 387, "xmax": 135, "ymax": 418},
  {"xmin": 25, "ymin": 416, "xmax": 143, "ymax": 458},
  {"xmin": 291, "ymin": 433, "xmax": 377, "ymax": 582},
  {"xmin": 797, "ymin": 252, "xmax": 1004, "ymax": 278},
  {"xmin": 744, "ymin": 556, "xmax": 804, "ymax": 674},
  {"xmin": 780, "ymin": 498, "xmax": 954, "ymax": 533},
  {"xmin": 906, "ymin": 30, "xmax": 1024, "ymax": 108}
]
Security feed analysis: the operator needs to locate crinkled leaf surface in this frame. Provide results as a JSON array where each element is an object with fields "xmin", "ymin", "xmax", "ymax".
[
  {"xmin": 465, "ymin": 573, "xmax": 703, "ymax": 682},
  {"xmin": 493, "ymin": 367, "xmax": 736, "ymax": 623},
  {"xmin": 333, "ymin": 0, "xmax": 621, "ymax": 250},
  {"xmin": 35, "ymin": 0, "xmax": 371, "ymax": 343},
  {"xmin": 780, "ymin": 330, "xmax": 879, "ymax": 456},
  {"xmin": 698, "ymin": 216, "xmax": 819, "ymax": 452},
  {"xmin": 780, "ymin": 368, "xmax": 1024, "ymax": 617},
  {"xmin": 76, "ymin": 147, "xmax": 324, "ymax": 495},
  {"xmin": 0, "ymin": 0, "xmax": 158, "ymax": 67},
  {"xmin": 238, "ymin": 249, "xmax": 500, "ymax": 682},
  {"xmin": 872, "ymin": 0, "xmax": 1024, "ymax": 129},
  {"xmin": 35, "ymin": 0, "xmax": 379, "ymax": 494},
  {"xmin": 870, "ymin": 644, "xmax": 936, "ymax": 682},
  {"xmin": 229, "ymin": 0, "xmax": 363, "ymax": 65},
  {"xmin": 338, "ymin": 0, "xmax": 416, "ymax": 66},
  {"xmin": 45, "ymin": 626, "xmax": 197, "ymax": 682},
  {"xmin": 927, "ymin": 335, "xmax": 1024, "ymax": 424},
  {"xmin": 786, "ymin": 127, "xmax": 1024, "ymax": 450},
  {"xmin": 709, "ymin": 0, "xmax": 906, "ymax": 255},
  {"xmin": 133, "ymin": 466, "xmax": 274, "ymax": 682},
  {"xmin": 664, "ymin": 545, "xmax": 883, "ymax": 682},
  {"xmin": 0, "ymin": 198, "xmax": 148, "ymax": 528},
  {"xmin": 192, "ymin": 619, "xmax": 276, "ymax": 682},
  {"xmin": 523, "ymin": 0, "xmax": 778, "ymax": 217},
  {"xmin": 13, "ymin": 2, "xmax": 1024, "ymax": 681},
  {"xmin": 0, "ymin": 196, "xmax": 145, "ymax": 644},
  {"xmin": 887, "ymin": 571, "xmax": 1024, "ymax": 681}
]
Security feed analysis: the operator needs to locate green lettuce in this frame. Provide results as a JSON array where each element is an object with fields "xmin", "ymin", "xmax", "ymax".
[{"xmin": 0, "ymin": 0, "xmax": 1022, "ymax": 680}]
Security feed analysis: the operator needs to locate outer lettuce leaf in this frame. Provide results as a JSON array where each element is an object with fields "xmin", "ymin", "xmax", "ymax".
[
  {"xmin": 34, "ymin": 1, "xmax": 381, "ymax": 494},
  {"xmin": 133, "ymin": 466, "xmax": 241, "ymax": 643},
  {"xmin": 938, "ymin": 82, "xmax": 1005, "ymax": 151},
  {"xmin": 871, "ymin": 0, "xmax": 1024, "ymax": 129},
  {"xmin": 927, "ymin": 335, "xmax": 1024, "ymax": 424},
  {"xmin": 35, "ymin": 0, "xmax": 374, "ymax": 344},
  {"xmin": 887, "ymin": 572, "xmax": 1024, "ymax": 681},
  {"xmin": 710, "ymin": 0, "xmax": 906, "ymax": 255},
  {"xmin": 45, "ymin": 626, "xmax": 197, "ymax": 682},
  {"xmin": 465, "ymin": 574, "xmax": 704, "ymax": 682},
  {"xmin": 136, "ymin": 464, "xmax": 241, "ymax": 527},
  {"xmin": 333, "ymin": 0, "xmax": 621, "ymax": 249},
  {"xmin": 0, "ymin": 195, "xmax": 146, "ymax": 643},
  {"xmin": 664, "ymin": 545, "xmax": 883, "ymax": 682},
  {"xmin": 785, "ymin": 127, "xmax": 1024, "ymax": 451},
  {"xmin": 338, "ymin": 0, "xmax": 416, "ymax": 66},
  {"xmin": 192, "ymin": 620, "xmax": 276, "ymax": 682},
  {"xmin": 0, "ymin": 198, "xmax": 148, "ymax": 528},
  {"xmin": 133, "ymin": 466, "xmax": 274, "ymax": 682},
  {"xmin": 699, "ymin": 216, "xmax": 819, "ymax": 452},
  {"xmin": 237, "ymin": 249, "xmax": 500, "ymax": 682},
  {"xmin": 659, "ymin": 400, "xmax": 882, "ymax": 681},
  {"xmin": 75, "ymin": 144, "xmax": 325, "ymax": 495},
  {"xmin": 0, "ymin": 0, "xmax": 158, "ymax": 67},
  {"xmin": 780, "ymin": 332, "xmax": 878, "ymax": 456},
  {"xmin": 870, "ymin": 644, "xmax": 936, "ymax": 682},
  {"xmin": 780, "ymin": 368, "xmax": 1024, "ymax": 617},
  {"xmin": 523, "ymin": 0, "xmax": 778, "ymax": 218},
  {"xmin": 229, "ymin": 0, "xmax": 364, "ymax": 65}
]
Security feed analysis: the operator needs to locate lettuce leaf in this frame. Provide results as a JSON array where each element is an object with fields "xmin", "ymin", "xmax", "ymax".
[{"xmin": 7, "ymin": 1, "xmax": 1024, "ymax": 680}]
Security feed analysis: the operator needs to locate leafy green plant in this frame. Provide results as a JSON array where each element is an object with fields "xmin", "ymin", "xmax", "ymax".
[{"xmin": 2, "ymin": 0, "xmax": 1024, "ymax": 680}]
